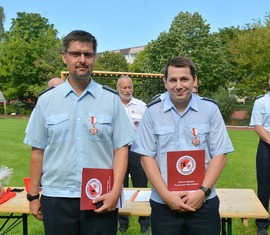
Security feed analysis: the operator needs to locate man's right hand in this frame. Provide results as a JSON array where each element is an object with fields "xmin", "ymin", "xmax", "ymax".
[
  {"xmin": 30, "ymin": 199, "xmax": 43, "ymax": 220},
  {"xmin": 163, "ymin": 191, "xmax": 196, "ymax": 212}
]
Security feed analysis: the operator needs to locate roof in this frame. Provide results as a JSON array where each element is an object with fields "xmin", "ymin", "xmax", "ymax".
[
  {"xmin": 96, "ymin": 45, "xmax": 146, "ymax": 57},
  {"xmin": 61, "ymin": 71, "xmax": 163, "ymax": 80}
]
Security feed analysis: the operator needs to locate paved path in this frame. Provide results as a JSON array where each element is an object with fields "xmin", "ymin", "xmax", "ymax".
[{"xmin": 226, "ymin": 126, "xmax": 254, "ymax": 131}]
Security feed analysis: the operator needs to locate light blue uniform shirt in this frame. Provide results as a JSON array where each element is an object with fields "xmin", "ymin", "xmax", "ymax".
[
  {"xmin": 131, "ymin": 92, "xmax": 234, "ymax": 204},
  {"xmin": 24, "ymin": 79, "xmax": 136, "ymax": 197},
  {"xmin": 250, "ymin": 92, "xmax": 270, "ymax": 132}
]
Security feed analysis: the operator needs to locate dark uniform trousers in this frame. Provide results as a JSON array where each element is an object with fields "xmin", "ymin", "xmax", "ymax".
[
  {"xmin": 41, "ymin": 196, "xmax": 118, "ymax": 235},
  {"xmin": 256, "ymin": 139, "xmax": 270, "ymax": 229},
  {"xmin": 150, "ymin": 196, "xmax": 220, "ymax": 235}
]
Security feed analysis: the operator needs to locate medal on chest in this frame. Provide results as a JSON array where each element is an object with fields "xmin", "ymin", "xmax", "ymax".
[
  {"xmin": 191, "ymin": 128, "xmax": 200, "ymax": 146},
  {"xmin": 89, "ymin": 116, "xmax": 98, "ymax": 135}
]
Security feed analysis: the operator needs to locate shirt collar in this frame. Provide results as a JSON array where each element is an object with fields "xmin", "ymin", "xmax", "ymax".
[
  {"xmin": 63, "ymin": 77, "xmax": 98, "ymax": 98},
  {"xmin": 125, "ymin": 97, "xmax": 137, "ymax": 107},
  {"xmin": 163, "ymin": 92, "xmax": 199, "ymax": 114}
]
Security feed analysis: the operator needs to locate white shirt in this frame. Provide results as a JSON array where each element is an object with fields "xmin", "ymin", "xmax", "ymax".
[
  {"xmin": 123, "ymin": 97, "xmax": 146, "ymax": 132},
  {"xmin": 250, "ymin": 92, "xmax": 270, "ymax": 132}
]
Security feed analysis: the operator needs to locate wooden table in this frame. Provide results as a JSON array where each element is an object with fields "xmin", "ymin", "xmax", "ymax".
[
  {"xmin": 0, "ymin": 188, "xmax": 268, "ymax": 235},
  {"xmin": 0, "ymin": 188, "xmax": 29, "ymax": 235},
  {"xmin": 119, "ymin": 188, "xmax": 269, "ymax": 235},
  {"xmin": 217, "ymin": 188, "xmax": 269, "ymax": 234}
]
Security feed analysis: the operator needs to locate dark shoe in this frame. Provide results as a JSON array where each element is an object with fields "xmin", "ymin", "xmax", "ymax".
[
  {"xmin": 141, "ymin": 225, "xmax": 150, "ymax": 234},
  {"xmin": 258, "ymin": 228, "xmax": 268, "ymax": 235},
  {"xmin": 118, "ymin": 224, "xmax": 128, "ymax": 234}
]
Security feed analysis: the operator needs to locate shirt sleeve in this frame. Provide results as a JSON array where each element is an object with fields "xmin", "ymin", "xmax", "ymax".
[
  {"xmin": 23, "ymin": 102, "xmax": 47, "ymax": 149},
  {"xmin": 250, "ymin": 99, "xmax": 263, "ymax": 126},
  {"xmin": 131, "ymin": 109, "xmax": 157, "ymax": 157},
  {"xmin": 112, "ymin": 96, "xmax": 136, "ymax": 149}
]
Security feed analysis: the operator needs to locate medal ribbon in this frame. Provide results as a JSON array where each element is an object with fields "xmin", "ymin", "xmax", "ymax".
[
  {"xmin": 91, "ymin": 116, "xmax": 96, "ymax": 125},
  {"xmin": 191, "ymin": 128, "xmax": 200, "ymax": 146},
  {"xmin": 192, "ymin": 128, "xmax": 198, "ymax": 137}
]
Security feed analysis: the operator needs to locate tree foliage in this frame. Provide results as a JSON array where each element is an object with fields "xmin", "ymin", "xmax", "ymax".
[
  {"xmin": 0, "ymin": 6, "xmax": 4, "ymax": 39},
  {"xmin": 95, "ymin": 51, "xmax": 128, "ymax": 72},
  {"xmin": 210, "ymin": 87, "xmax": 238, "ymax": 123},
  {"xmin": 0, "ymin": 8, "xmax": 269, "ymax": 110},
  {"xmin": 0, "ymin": 12, "xmax": 64, "ymax": 101},
  {"xmin": 228, "ymin": 12, "xmax": 270, "ymax": 99},
  {"xmin": 131, "ymin": 11, "xmax": 232, "ymax": 97}
]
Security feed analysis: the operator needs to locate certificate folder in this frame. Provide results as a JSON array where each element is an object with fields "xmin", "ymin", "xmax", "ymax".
[
  {"xmin": 167, "ymin": 150, "xmax": 205, "ymax": 191},
  {"xmin": 81, "ymin": 168, "xmax": 114, "ymax": 210}
]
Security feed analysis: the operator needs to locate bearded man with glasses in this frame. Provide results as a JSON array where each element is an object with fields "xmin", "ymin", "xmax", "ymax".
[{"xmin": 24, "ymin": 30, "xmax": 136, "ymax": 235}]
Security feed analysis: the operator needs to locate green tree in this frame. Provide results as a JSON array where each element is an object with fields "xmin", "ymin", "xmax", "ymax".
[
  {"xmin": 0, "ymin": 6, "xmax": 4, "ymax": 38},
  {"xmin": 131, "ymin": 12, "xmax": 232, "ymax": 97},
  {"xmin": 228, "ymin": 12, "xmax": 270, "ymax": 99},
  {"xmin": 95, "ymin": 51, "xmax": 128, "ymax": 72},
  {"xmin": 211, "ymin": 87, "xmax": 237, "ymax": 123},
  {"xmin": 0, "ymin": 12, "xmax": 64, "ymax": 101}
]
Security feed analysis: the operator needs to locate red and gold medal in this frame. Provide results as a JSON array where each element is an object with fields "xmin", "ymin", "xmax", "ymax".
[
  {"xmin": 191, "ymin": 128, "xmax": 200, "ymax": 146},
  {"xmin": 89, "ymin": 116, "xmax": 98, "ymax": 135}
]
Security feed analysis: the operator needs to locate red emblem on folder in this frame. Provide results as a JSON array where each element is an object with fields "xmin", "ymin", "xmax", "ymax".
[
  {"xmin": 177, "ymin": 156, "xmax": 196, "ymax": 175},
  {"xmin": 85, "ymin": 178, "xmax": 102, "ymax": 200}
]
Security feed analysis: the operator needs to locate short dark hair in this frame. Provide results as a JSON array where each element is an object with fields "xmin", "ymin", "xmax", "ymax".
[
  {"xmin": 163, "ymin": 56, "xmax": 196, "ymax": 80},
  {"xmin": 62, "ymin": 30, "xmax": 97, "ymax": 53}
]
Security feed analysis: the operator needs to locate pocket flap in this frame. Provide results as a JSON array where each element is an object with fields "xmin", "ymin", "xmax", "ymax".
[
  {"xmin": 154, "ymin": 125, "xmax": 175, "ymax": 135},
  {"xmin": 47, "ymin": 113, "xmax": 69, "ymax": 125}
]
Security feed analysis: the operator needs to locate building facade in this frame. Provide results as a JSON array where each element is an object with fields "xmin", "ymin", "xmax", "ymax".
[{"xmin": 97, "ymin": 45, "xmax": 145, "ymax": 64}]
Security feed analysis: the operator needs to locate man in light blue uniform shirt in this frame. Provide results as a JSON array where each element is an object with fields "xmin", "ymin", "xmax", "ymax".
[
  {"xmin": 24, "ymin": 30, "xmax": 136, "ymax": 235},
  {"xmin": 131, "ymin": 56, "xmax": 234, "ymax": 235},
  {"xmin": 250, "ymin": 76, "xmax": 270, "ymax": 235}
]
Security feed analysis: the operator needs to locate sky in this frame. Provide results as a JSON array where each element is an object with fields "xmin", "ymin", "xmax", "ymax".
[{"xmin": 0, "ymin": 0, "xmax": 269, "ymax": 53}]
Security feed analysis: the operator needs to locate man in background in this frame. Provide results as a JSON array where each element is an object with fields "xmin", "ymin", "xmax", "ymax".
[
  {"xmin": 250, "ymin": 76, "xmax": 270, "ymax": 235},
  {"xmin": 47, "ymin": 77, "xmax": 64, "ymax": 88},
  {"xmin": 192, "ymin": 85, "xmax": 198, "ymax": 95},
  {"xmin": 38, "ymin": 78, "xmax": 64, "ymax": 97},
  {"xmin": 116, "ymin": 75, "xmax": 150, "ymax": 234}
]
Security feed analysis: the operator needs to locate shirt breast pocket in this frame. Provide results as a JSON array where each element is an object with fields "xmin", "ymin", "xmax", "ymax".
[
  {"xmin": 88, "ymin": 114, "xmax": 112, "ymax": 142},
  {"xmin": 46, "ymin": 113, "xmax": 70, "ymax": 144},
  {"xmin": 154, "ymin": 126, "xmax": 175, "ymax": 154},
  {"xmin": 130, "ymin": 113, "xmax": 143, "ymax": 127}
]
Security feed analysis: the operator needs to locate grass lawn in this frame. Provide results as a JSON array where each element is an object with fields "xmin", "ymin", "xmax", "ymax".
[{"xmin": 0, "ymin": 117, "xmax": 266, "ymax": 234}]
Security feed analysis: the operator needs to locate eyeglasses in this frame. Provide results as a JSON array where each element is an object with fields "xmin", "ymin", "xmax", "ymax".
[{"xmin": 65, "ymin": 51, "xmax": 95, "ymax": 59}]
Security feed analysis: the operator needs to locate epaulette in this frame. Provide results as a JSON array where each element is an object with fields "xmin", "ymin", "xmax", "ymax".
[
  {"xmin": 147, "ymin": 98, "xmax": 162, "ymax": 108},
  {"xmin": 255, "ymin": 94, "xmax": 265, "ymax": 100},
  {"xmin": 201, "ymin": 97, "xmax": 218, "ymax": 105},
  {"xmin": 102, "ymin": 85, "xmax": 118, "ymax": 94},
  {"xmin": 152, "ymin": 94, "xmax": 161, "ymax": 100},
  {"xmin": 38, "ymin": 86, "xmax": 55, "ymax": 97}
]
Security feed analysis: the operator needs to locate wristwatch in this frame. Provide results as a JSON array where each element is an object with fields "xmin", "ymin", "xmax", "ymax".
[
  {"xmin": 26, "ymin": 193, "xmax": 40, "ymax": 202},
  {"xmin": 199, "ymin": 186, "xmax": 211, "ymax": 197}
]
